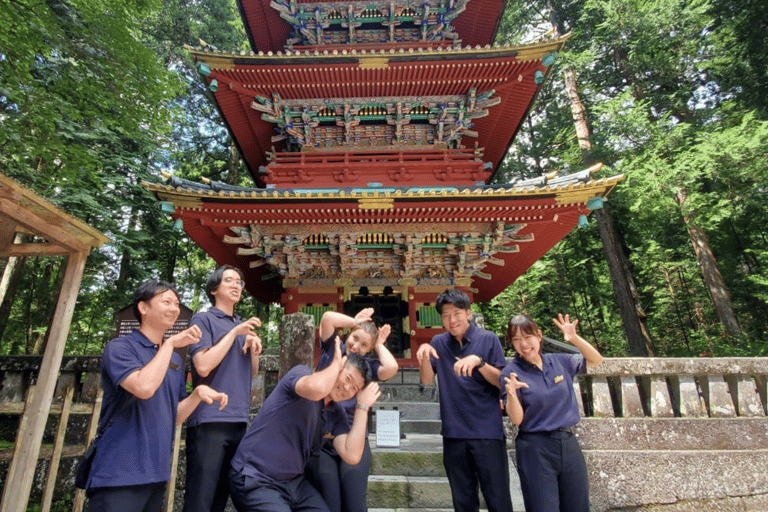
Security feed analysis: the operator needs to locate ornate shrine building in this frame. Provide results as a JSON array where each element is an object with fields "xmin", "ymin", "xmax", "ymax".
[{"xmin": 145, "ymin": 0, "xmax": 624, "ymax": 362}]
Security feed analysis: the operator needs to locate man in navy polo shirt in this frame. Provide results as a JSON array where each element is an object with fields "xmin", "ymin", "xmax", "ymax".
[
  {"xmin": 416, "ymin": 289, "xmax": 514, "ymax": 512},
  {"xmin": 228, "ymin": 339, "xmax": 381, "ymax": 512},
  {"xmin": 86, "ymin": 280, "xmax": 228, "ymax": 512},
  {"xmin": 184, "ymin": 265, "xmax": 263, "ymax": 512}
]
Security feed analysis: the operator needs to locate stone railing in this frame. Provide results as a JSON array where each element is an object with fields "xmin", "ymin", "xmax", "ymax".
[{"xmin": 568, "ymin": 358, "xmax": 768, "ymax": 511}]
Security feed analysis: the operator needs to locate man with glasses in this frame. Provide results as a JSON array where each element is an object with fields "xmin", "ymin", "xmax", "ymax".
[{"xmin": 183, "ymin": 265, "xmax": 263, "ymax": 512}]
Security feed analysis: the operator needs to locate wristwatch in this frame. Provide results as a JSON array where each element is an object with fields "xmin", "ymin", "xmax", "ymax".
[
  {"xmin": 476, "ymin": 358, "xmax": 486, "ymax": 369},
  {"xmin": 357, "ymin": 404, "xmax": 369, "ymax": 411}
]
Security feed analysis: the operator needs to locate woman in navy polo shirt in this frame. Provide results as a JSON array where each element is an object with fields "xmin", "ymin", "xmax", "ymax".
[
  {"xmin": 310, "ymin": 308, "xmax": 398, "ymax": 512},
  {"xmin": 500, "ymin": 313, "xmax": 603, "ymax": 512}
]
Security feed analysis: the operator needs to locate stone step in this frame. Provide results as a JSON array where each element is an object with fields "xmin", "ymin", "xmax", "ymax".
[
  {"xmin": 367, "ymin": 434, "xmax": 525, "ymax": 511},
  {"xmin": 367, "ymin": 474, "xmax": 525, "ymax": 510},
  {"xmin": 378, "ymin": 383, "xmax": 438, "ymax": 403},
  {"xmin": 373, "ymin": 402, "xmax": 441, "ymax": 421},
  {"xmin": 371, "ymin": 403, "xmax": 441, "ymax": 434}
]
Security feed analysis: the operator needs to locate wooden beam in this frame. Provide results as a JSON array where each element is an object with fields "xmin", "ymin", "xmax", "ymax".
[
  {"xmin": 0, "ymin": 198, "xmax": 91, "ymax": 254},
  {"xmin": 0, "ymin": 250, "xmax": 87, "ymax": 512},
  {"xmin": 0, "ymin": 243, "xmax": 71, "ymax": 258},
  {"xmin": 0, "ymin": 216, "xmax": 17, "ymax": 251}
]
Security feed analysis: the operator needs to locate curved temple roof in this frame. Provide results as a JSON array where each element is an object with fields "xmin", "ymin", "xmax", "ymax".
[
  {"xmin": 144, "ymin": 166, "xmax": 624, "ymax": 304},
  {"xmin": 237, "ymin": 0, "xmax": 510, "ymax": 54},
  {"xmin": 187, "ymin": 37, "xmax": 567, "ymax": 185}
]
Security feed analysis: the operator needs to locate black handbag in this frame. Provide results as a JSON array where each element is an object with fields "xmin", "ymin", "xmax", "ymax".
[
  {"xmin": 75, "ymin": 394, "xmax": 135, "ymax": 489},
  {"xmin": 74, "ymin": 437, "xmax": 99, "ymax": 489}
]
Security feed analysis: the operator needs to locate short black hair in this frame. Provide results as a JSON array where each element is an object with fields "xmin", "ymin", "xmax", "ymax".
[
  {"xmin": 132, "ymin": 280, "xmax": 179, "ymax": 324},
  {"xmin": 345, "ymin": 353, "xmax": 372, "ymax": 388},
  {"xmin": 435, "ymin": 288, "xmax": 471, "ymax": 314},
  {"xmin": 205, "ymin": 265, "xmax": 245, "ymax": 305}
]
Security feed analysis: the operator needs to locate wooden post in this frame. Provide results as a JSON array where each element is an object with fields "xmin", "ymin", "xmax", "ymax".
[
  {"xmin": 164, "ymin": 424, "xmax": 184, "ymax": 512},
  {"xmin": 40, "ymin": 384, "xmax": 74, "ymax": 512},
  {"xmin": 0, "ymin": 251, "xmax": 87, "ymax": 512},
  {"xmin": 0, "ymin": 386, "xmax": 36, "ymax": 507},
  {"xmin": 73, "ymin": 387, "xmax": 102, "ymax": 512}
]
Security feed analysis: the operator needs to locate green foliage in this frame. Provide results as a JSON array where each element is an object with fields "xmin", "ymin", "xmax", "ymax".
[{"xmin": 491, "ymin": 0, "xmax": 768, "ymax": 356}]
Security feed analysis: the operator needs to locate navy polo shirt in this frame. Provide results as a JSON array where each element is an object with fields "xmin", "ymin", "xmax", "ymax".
[
  {"xmin": 88, "ymin": 330, "xmax": 187, "ymax": 488},
  {"xmin": 230, "ymin": 365, "xmax": 350, "ymax": 483},
  {"xmin": 428, "ymin": 323, "xmax": 507, "ymax": 440},
  {"xmin": 187, "ymin": 307, "xmax": 252, "ymax": 426},
  {"xmin": 500, "ymin": 352, "xmax": 586, "ymax": 432}
]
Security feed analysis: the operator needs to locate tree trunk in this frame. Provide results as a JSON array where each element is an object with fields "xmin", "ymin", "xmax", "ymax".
[
  {"xmin": 551, "ymin": 4, "xmax": 654, "ymax": 355},
  {"xmin": 674, "ymin": 189, "xmax": 742, "ymax": 338},
  {"xmin": 228, "ymin": 141, "xmax": 241, "ymax": 185},
  {"xmin": 0, "ymin": 255, "xmax": 26, "ymax": 351}
]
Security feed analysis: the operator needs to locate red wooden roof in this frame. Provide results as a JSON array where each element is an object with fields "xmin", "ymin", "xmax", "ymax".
[
  {"xmin": 188, "ymin": 37, "xmax": 566, "ymax": 186},
  {"xmin": 236, "ymin": 0, "xmax": 509, "ymax": 54},
  {"xmin": 144, "ymin": 167, "xmax": 623, "ymax": 304}
]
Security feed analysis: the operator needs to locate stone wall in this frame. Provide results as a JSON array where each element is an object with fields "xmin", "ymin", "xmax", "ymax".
[{"xmin": 503, "ymin": 357, "xmax": 768, "ymax": 511}]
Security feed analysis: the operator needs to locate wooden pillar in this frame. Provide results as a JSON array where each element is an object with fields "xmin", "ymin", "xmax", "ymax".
[{"xmin": 0, "ymin": 251, "xmax": 87, "ymax": 512}]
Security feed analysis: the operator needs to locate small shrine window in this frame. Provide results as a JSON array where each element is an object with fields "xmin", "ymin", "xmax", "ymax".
[
  {"xmin": 301, "ymin": 305, "xmax": 335, "ymax": 326},
  {"xmin": 417, "ymin": 304, "xmax": 442, "ymax": 328}
]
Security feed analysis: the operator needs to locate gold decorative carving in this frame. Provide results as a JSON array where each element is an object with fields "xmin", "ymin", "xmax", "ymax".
[
  {"xmin": 358, "ymin": 198, "xmax": 394, "ymax": 210},
  {"xmin": 359, "ymin": 57, "xmax": 389, "ymax": 69}
]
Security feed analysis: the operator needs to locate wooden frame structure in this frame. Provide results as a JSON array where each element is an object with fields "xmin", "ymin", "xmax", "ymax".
[{"xmin": 0, "ymin": 172, "xmax": 109, "ymax": 512}]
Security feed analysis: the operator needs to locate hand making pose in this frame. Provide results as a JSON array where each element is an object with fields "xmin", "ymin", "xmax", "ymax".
[
  {"xmin": 86, "ymin": 280, "xmax": 227, "ymax": 512},
  {"xmin": 416, "ymin": 289, "xmax": 513, "ymax": 512},
  {"xmin": 308, "ymin": 307, "xmax": 398, "ymax": 512},
  {"xmin": 501, "ymin": 313, "xmax": 603, "ymax": 512},
  {"xmin": 228, "ymin": 336, "xmax": 382, "ymax": 512}
]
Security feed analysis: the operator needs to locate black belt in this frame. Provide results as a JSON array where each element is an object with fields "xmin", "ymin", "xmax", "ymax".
[{"xmin": 518, "ymin": 426, "xmax": 574, "ymax": 436}]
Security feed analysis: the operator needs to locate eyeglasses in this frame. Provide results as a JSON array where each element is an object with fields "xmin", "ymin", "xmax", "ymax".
[{"xmin": 223, "ymin": 276, "xmax": 245, "ymax": 288}]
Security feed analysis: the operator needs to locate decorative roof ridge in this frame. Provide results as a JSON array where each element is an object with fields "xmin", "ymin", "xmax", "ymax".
[
  {"xmin": 183, "ymin": 34, "xmax": 569, "ymax": 61},
  {"xmin": 143, "ymin": 164, "xmax": 624, "ymax": 199}
]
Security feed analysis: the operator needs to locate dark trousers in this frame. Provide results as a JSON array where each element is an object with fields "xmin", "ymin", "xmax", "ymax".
[
  {"xmin": 515, "ymin": 431, "xmax": 589, "ymax": 512},
  {"xmin": 86, "ymin": 482, "xmax": 166, "ymax": 512},
  {"xmin": 309, "ymin": 440, "xmax": 372, "ymax": 512},
  {"xmin": 443, "ymin": 438, "xmax": 514, "ymax": 512},
  {"xmin": 183, "ymin": 422, "xmax": 247, "ymax": 512},
  {"xmin": 229, "ymin": 469, "xmax": 329, "ymax": 512}
]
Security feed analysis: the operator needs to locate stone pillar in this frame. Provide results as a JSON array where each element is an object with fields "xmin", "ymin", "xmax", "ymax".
[{"xmin": 279, "ymin": 312, "xmax": 315, "ymax": 378}]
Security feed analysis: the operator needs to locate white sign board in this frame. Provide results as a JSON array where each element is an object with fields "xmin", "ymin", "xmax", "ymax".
[{"xmin": 375, "ymin": 409, "xmax": 400, "ymax": 448}]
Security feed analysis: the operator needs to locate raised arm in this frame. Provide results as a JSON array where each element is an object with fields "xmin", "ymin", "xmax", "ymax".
[
  {"xmin": 333, "ymin": 382, "xmax": 382, "ymax": 465},
  {"xmin": 319, "ymin": 308, "xmax": 373, "ymax": 342},
  {"xmin": 503, "ymin": 373, "xmax": 528, "ymax": 426},
  {"xmin": 192, "ymin": 317, "xmax": 261, "ymax": 377},
  {"xmin": 416, "ymin": 343, "xmax": 438, "ymax": 385},
  {"xmin": 372, "ymin": 324, "xmax": 398, "ymax": 381},
  {"xmin": 553, "ymin": 314, "xmax": 603, "ymax": 367},
  {"xmin": 177, "ymin": 385, "xmax": 228, "ymax": 425},
  {"xmin": 454, "ymin": 354, "xmax": 501, "ymax": 388},
  {"xmin": 295, "ymin": 336, "xmax": 345, "ymax": 401},
  {"xmin": 121, "ymin": 326, "xmax": 201, "ymax": 400}
]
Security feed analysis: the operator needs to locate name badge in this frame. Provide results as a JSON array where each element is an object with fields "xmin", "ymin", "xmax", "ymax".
[
  {"xmin": 554, "ymin": 375, "xmax": 563, "ymax": 384},
  {"xmin": 169, "ymin": 361, "xmax": 180, "ymax": 370}
]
